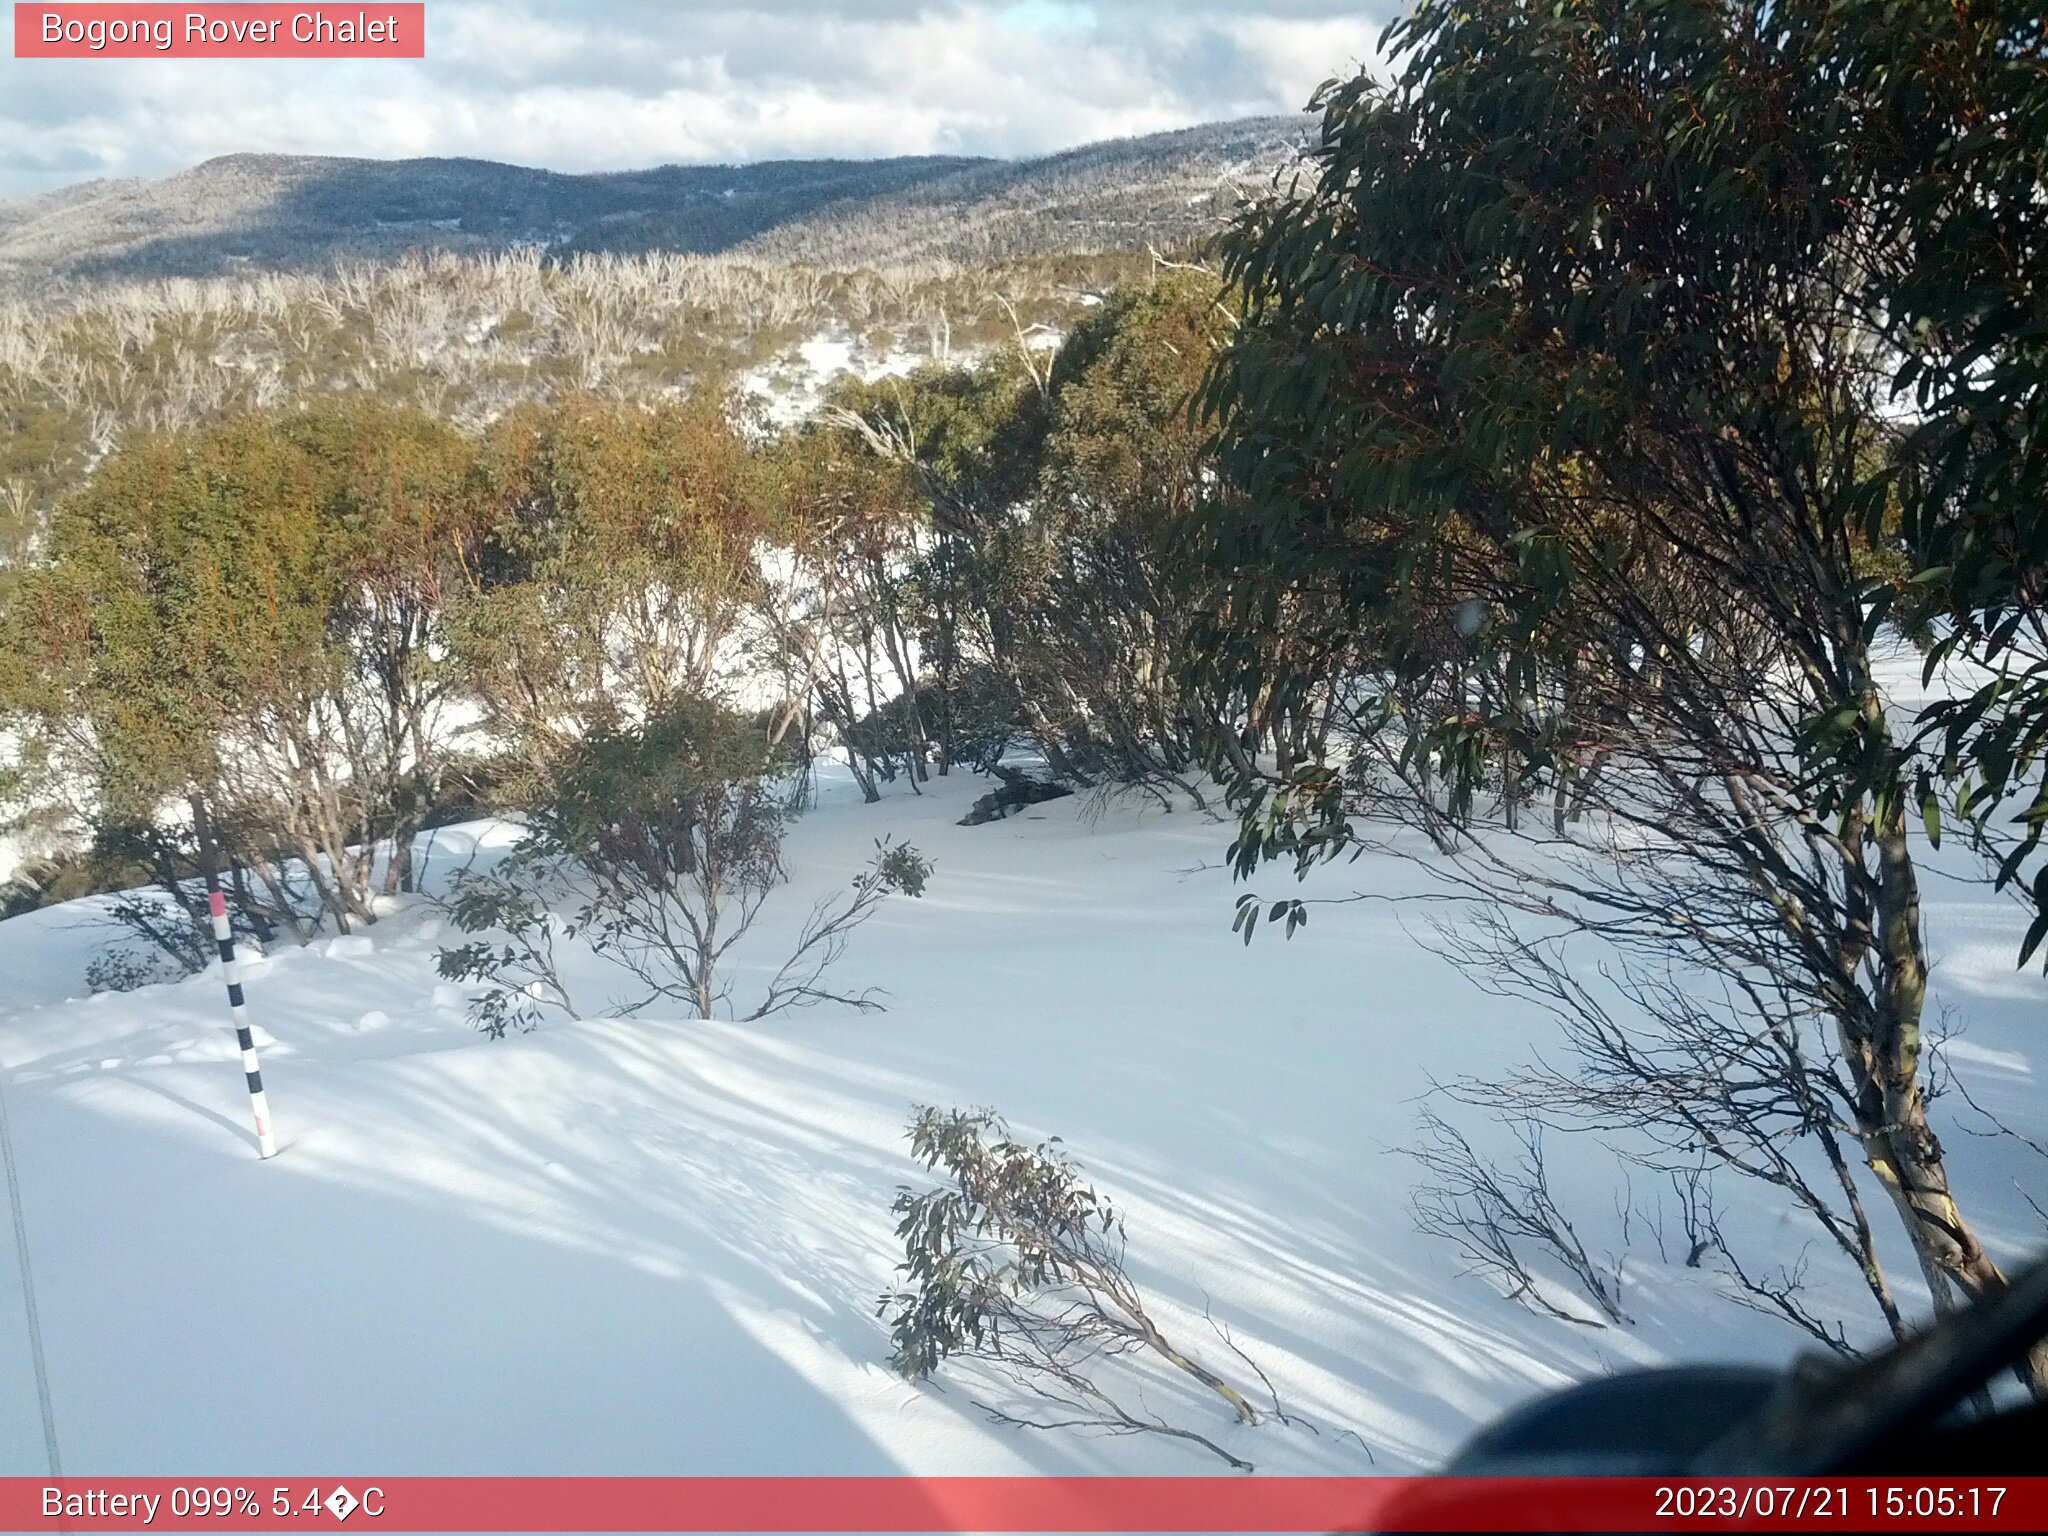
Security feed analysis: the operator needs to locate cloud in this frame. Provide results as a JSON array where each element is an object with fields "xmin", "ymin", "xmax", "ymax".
[{"xmin": 0, "ymin": 0, "xmax": 1393, "ymax": 196}]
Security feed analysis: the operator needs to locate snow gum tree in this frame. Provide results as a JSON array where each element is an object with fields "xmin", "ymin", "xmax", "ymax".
[
  {"xmin": 752, "ymin": 421, "xmax": 934, "ymax": 802},
  {"xmin": 1191, "ymin": 0, "xmax": 2044, "ymax": 1380},
  {"xmin": 0, "ymin": 403, "xmax": 476, "ymax": 940},
  {"xmin": 533, "ymin": 695, "xmax": 792, "ymax": 1020},
  {"xmin": 820, "ymin": 272, "xmax": 1231, "ymax": 797},
  {"xmin": 451, "ymin": 391, "xmax": 774, "ymax": 779},
  {"xmin": 819, "ymin": 355, "xmax": 1049, "ymax": 781},
  {"xmin": 1805, "ymin": 6, "xmax": 2048, "ymax": 954},
  {"xmin": 1024, "ymin": 273, "xmax": 1226, "ymax": 791}
]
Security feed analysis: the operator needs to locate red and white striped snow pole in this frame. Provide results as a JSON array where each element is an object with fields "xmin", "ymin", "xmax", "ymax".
[{"xmin": 190, "ymin": 794, "xmax": 277, "ymax": 1160}]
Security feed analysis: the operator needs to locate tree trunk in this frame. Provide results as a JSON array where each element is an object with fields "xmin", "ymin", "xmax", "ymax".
[{"xmin": 1848, "ymin": 797, "xmax": 2048, "ymax": 1393}]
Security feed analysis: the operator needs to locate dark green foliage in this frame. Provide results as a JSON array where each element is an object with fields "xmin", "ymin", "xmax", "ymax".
[
  {"xmin": 2, "ymin": 400, "xmax": 479, "ymax": 935},
  {"xmin": 438, "ymin": 694, "xmax": 784, "ymax": 1023},
  {"xmin": 880, "ymin": 1105, "xmax": 1266, "ymax": 1470},
  {"xmin": 1837, "ymin": 4, "xmax": 2048, "ymax": 950},
  {"xmin": 1196, "ymin": 0, "xmax": 1911, "ymax": 833},
  {"xmin": 78, "ymin": 885, "xmax": 218, "ymax": 995},
  {"xmin": 883, "ymin": 1106, "xmax": 1121, "ymax": 1380},
  {"xmin": 435, "ymin": 850, "xmax": 578, "ymax": 1038},
  {"xmin": 1190, "ymin": 0, "xmax": 2046, "ymax": 893},
  {"xmin": 826, "ymin": 357, "xmax": 1047, "ymax": 534},
  {"xmin": 1231, "ymin": 893, "xmax": 1306, "ymax": 947},
  {"xmin": 819, "ymin": 271, "xmax": 1231, "ymax": 793},
  {"xmin": 1191, "ymin": 0, "xmax": 2046, "ymax": 1374},
  {"xmin": 545, "ymin": 695, "xmax": 785, "ymax": 893},
  {"xmin": 873, "ymin": 841, "xmax": 932, "ymax": 900}
]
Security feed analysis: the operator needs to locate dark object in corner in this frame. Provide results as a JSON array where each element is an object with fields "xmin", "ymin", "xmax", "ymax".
[
  {"xmin": 1349, "ymin": 1259, "xmax": 2048, "ymax": 1533},
  {"xmin": 958, "ymin": 773, "xmax": 1073, "ymax": 826}
]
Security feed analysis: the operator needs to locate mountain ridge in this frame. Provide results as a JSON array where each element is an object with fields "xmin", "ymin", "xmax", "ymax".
[{"xmin": 0, "ymin": 115, "xmax": 1309, "ymax": 291}]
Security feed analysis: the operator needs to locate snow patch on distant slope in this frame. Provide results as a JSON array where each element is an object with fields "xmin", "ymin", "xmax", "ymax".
[{"xmin": 741, "ymin": 330, "xmax": 949, "ymax": 427}]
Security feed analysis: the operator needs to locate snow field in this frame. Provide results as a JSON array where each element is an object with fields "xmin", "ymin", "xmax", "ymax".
[{"xmin": 0, "ymin": 763, "xmax": 2041, "ymax": 1477}]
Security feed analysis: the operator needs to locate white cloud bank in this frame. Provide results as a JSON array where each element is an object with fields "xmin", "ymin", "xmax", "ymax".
[{"xmin": 0, "ymin": 0, "xmax": 1391, "ymax": 197}]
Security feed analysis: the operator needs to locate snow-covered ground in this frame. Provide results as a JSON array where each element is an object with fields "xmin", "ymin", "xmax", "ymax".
[
  {"xmin": 0, "ymin": 764, "xmax": 2042, "ymax": 1477},
  {"xmin": 740, "ymin": 332, "xmax": 931, "ymax": 429}
]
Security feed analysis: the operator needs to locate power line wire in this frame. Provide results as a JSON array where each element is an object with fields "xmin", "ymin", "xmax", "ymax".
[{"xmin": 0, "ymin": 1065, "xmax": 60, "ymax": 1477}]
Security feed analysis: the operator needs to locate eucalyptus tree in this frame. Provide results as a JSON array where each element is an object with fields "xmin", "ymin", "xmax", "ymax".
[
  {"xmin": 757, "ymin": 419, "xmax": 935, "ymax": 801},
  {"xmin": 437, "ymin": 692, "xmax": 931, "ymax": 1027},
  {"xmin": 452, "ymin": 392, "xmax": 772, "ymax": 782},
  {"xmin": 1029, "ymin": 272, "xmax": 1225, "ymax": 792},
  {"xmin": 1192, "ymin": 0, "xmax": 2042, "ymax": 1371},
  {"xmin": 2, "ymin": 404, "xmax": 476, "ymax": 939},
  {"xmin": 822, "ymin": 273, "xmax": 1229, "ymax": 794},
  {"xmin": 1819, "ymin": 3, "xmax": 2048, "ymax": 954},
  {"xmin": 819, "ymin": 355, "xmax": 1049, "ymax": 779}
]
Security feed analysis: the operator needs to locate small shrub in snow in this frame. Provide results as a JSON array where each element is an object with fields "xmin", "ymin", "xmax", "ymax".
[
  {"xmin": 1406, "ymin": 1108, "xmax": 1631, "ymax": 1328},
  {"xmin": 84, "ymin": 890, "xmax": 222, "ymax": 994},
  {"xmin": 746, "ymin": 838, "xmax": 934, "ymax": 1018},
  {"xmin": 436, "ymin": 695, "xmax": 930, "ymax": 1028},
  {"xmin": 102, "ymin": 891, "xmax": 213, "ymax": 970},
  {"xmin": 86, "ymin": 944, "xmax": 195, "ymax": 995},
  {"xmin": 882, "ymin": 1105, "xmax": 1265, "ymax": 1471},
  {"xmin": 434, "ymin": 850, "xmax": 580, "ymax": 1038}
]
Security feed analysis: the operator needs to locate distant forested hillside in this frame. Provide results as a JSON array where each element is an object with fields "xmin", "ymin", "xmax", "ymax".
[
  {"xmin": 0, "ymin": 116, "xmax": 1308, "ymax": 565},
  {"xmin": 0, "ymin": 116, "xmax": 1306, "ymax": 291}
]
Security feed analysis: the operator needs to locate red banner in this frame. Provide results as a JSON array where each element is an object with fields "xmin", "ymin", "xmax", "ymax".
[
  {"xmin": 12, "ymin": 5, "xmax": 424, "ymax": 58},
  {"xmin": 2, "ymin": 1477, "xmax": 2045, "ymax": 1532}
]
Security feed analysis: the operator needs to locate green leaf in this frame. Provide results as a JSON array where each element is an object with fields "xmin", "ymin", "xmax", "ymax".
[{"xmin": 2020, "ymin": 909, "xmax": 2048, "ymax": 971}]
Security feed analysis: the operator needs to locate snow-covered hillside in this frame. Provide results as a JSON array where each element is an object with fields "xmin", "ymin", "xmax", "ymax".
[{"xmin": 0, "ymin": 765, "xmax": 2042, "ymax": 1476}]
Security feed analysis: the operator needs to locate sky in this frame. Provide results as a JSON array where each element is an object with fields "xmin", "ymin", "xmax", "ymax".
[{"xmin": 0, "ymin": 1, "xmax": 1392, "ymax": 199}]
